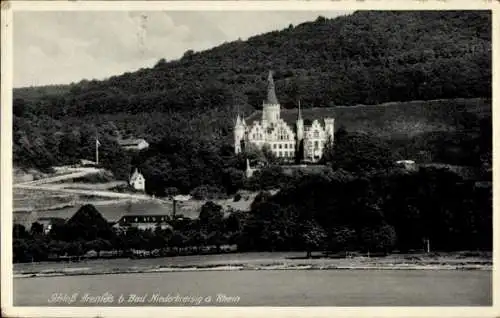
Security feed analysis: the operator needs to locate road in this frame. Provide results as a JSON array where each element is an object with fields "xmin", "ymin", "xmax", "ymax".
[
  {"xmin": 16, "ymin": 168, "xmax": 102, "ymax": 186},
  {"xmin": 14, "ymin": 184, "xmax": 157, "ymax": 201},
  {"xmin": 14, "ymin": 167, "xmax": 165, "ymax": 202}
]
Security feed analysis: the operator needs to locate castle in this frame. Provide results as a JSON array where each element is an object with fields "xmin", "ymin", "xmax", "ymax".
[{"xmin": 234, "ymin": 71, "xmax": 335, "ymax": 163}]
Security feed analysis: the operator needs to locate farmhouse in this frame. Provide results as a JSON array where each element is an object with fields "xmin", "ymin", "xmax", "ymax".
[
  {"xmin": 129, "ymin": 168, "xmax": 146, "ymax": 191},
  {"xmin": 112, "ymin": 214, "xmax": 173, "ymax": 232}
]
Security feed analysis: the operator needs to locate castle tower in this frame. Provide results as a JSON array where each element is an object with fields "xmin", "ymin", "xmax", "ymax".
[
  {"xmin": 234, "ymin": 114, "xmax": 245, "ymax": 154},
  {"xmin": 324, "ymin": 118, "xmax": 335, "ymax": 145},
  {"xmin": 262, "ymin": 71, "xmax": 280, "ymax": 124},
  {"xmin": 295, "ymin": 100, "xmax": 304, "ymax": 162}
]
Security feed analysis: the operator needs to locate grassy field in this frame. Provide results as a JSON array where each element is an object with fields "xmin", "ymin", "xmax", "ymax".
[
  {"xmin": 247, "ymin": 98, "xmax": 491, "ymax": 137},
  {"xmin": 13, "ymin": 190, "xmax": 257, "ymax": 228}
]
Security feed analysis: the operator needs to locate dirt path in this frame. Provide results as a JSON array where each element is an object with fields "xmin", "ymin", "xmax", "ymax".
[
  {"xmin": 14, "ymin": 184, "xmax": 156, "ymax": 201},
  {"xmin": 15, "ymin": 168, "xmax": 101, "ymax": 186}
]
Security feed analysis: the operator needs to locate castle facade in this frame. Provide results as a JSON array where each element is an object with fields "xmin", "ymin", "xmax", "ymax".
[{"xmin": 234, "ymin": 71, "xmax": 335, "ymax": 163}]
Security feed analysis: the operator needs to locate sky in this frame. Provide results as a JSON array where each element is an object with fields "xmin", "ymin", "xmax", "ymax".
[{"xmin": 13, "ymin": 10, "xmax": 351, "ymax": 88}]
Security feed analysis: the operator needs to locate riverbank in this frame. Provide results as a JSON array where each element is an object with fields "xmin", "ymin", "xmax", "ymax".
[{"xmin": 14, "ymin": 251, "xmax": 492, "ymax": 278}]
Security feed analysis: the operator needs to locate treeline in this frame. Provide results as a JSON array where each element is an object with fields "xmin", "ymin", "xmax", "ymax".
[
  {"xmin": 13, "ymin": 203, "xmax": 244, "ymax": 263},
  {"xmin": 240, "ymin": 167, "xmax": 492, "ymax": 254},
  {"xmin": 13, "ymin": 165, "xmax": 492, "ymax": 263}
]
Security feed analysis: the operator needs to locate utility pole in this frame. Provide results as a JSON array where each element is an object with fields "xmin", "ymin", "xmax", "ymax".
[
  {"xmin": 424, "ymin": 238, "xmax": 430, "ymax": 253},
  {"xmin": 95, "ymin": 128, "xmax": 100, "ymax": 165},
  {"xmin": 172, "ymin": 199, "xmax": 177, "ymax": 219}
]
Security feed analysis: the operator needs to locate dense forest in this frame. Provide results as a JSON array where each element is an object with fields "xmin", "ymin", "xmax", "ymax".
[{"xmin": 12, "ymin": 11, "xmax": 492, "ymax": 256}]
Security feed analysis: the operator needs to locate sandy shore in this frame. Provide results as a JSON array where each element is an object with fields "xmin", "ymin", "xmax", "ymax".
[{"xmin": 13, "ymin": 252, "xmax": 492, "ymax": 278}]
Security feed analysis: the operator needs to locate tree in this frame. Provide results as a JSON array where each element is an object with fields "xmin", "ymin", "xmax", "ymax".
[
  {"xmin": 300, "ymin": 221, "xmax": 327, "ymax": 258},
  {"xmin": 199, "ymin": 201, "xmax": 224, "ymax": 232},
  {"xmin": 328, "ymin": 226, "xmax": 357, "ymax": 254},
  {"xmin": 85, "ymin": 238, "xmax": 112, "ymax": 257},
  {"xmin": 13, "ymin": 239, "xmax": 30, "ymax": 262},
  {"xmin": 30, "ymin": 222, "xmax": 44, "ymax": 236},
  {"xmin": 325, "ymin": 130, "xmax": 396, "ymax": 174},
  {"xmin": 360, "ymin": 223, "xmax": 397, "ymax": 255},
  {"xmin": 170, "ymin": 231, "xmax": 187, "ymax": 253},
  {"xmin": 186, "ymin": 230, "xmax": 207, "ymax": 253},
  {"xmin": 65, "ymin": 240, "xmax": 85, "ymax": 256},
  {"xmin": 13, "ymin": 224, "xmax": 29, "ymax": 239}
]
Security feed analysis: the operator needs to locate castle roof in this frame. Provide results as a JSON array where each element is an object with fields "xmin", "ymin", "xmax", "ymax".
[
  {"xmin": 247, "ymin": 107, "xmax": 336, "ymax": 128},
  {"xmin": 265, "ymin": 71, "xmax": 279, "ymax": 105}
]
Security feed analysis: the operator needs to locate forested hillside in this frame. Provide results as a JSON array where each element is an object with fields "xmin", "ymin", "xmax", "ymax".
[
  {"xmin": 13, "ymin": 11, "xmax": 492, "ymax": 192},
  {"xmin": 15, "ymin": 11, "xmax": 491, "ymax": 116}
]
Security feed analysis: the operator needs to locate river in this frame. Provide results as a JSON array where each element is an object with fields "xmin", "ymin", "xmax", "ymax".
[{"xmin": 14, "ymin": 269, "xmax": 491, "ymax": 306}]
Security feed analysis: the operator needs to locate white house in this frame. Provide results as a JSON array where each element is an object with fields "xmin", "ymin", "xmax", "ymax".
[
  {"xmin": 129, "ymin": 168, "xmax": 146, "ymax": 191},
  {"xmin": 396, "ymin": 160, "xmax": 417, "ymax": 171}
]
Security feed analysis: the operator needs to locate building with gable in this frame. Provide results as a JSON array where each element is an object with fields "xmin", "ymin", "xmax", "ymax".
[
  {"xmin": 118, "ymin": 138, "xmax": 149, "ymax": 151},
  {"xmin": 129, "ymin": 168, "xmax": 146, "ymax": 191},
  {"xmin": 234, "ymin": 71, "xmax": 335, "ymax": 163}
]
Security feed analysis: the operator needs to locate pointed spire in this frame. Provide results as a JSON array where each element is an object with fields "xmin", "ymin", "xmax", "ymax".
[
  {"xmin": 236, "ymin": 114, "xmax": 242, "ymax": 126},
  {"xmin": 265, "ymin": 70, "xmax": 279, "ymax": 105},
  {"xmin": 298, "ymin": 100, "xmax": 303, "ymax": 120}
]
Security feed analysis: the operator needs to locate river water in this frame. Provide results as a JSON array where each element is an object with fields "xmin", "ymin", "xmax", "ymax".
[{"xmin": 14, "ymin": 269, "xmax": 491, "ymax": 306}]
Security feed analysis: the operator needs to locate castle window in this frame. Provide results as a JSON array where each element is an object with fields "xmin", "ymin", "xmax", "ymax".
[
  {"xmin": 273, "ymin": 144, "xmax": 277, "ymax": 149},
  {"xmin": 284, "ymin": 144, "xmax": 288, "ymax": 149},
  {"xmin": 314, "ymin": 141, "xmax": 319, "ymax": 149},
  {"xmin": 279, "ymin": 144, "xmax": 282, "ymax": 149},
  {"xmin": 279, "ymin": 151, "xmax": 282, "ymax": 157}
]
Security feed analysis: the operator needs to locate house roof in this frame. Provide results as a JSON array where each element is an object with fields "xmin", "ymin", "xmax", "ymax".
[
  {"xmin": 120, "ymin": 214, "xmax": 170, "ymax": 224},
  {"xmin": 36, "ymin": 217, "xmax": 66, "ymax": 224},
  {"xmin": 118, "ymin": 138, "xmax": 148, "ymax": 146}
]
